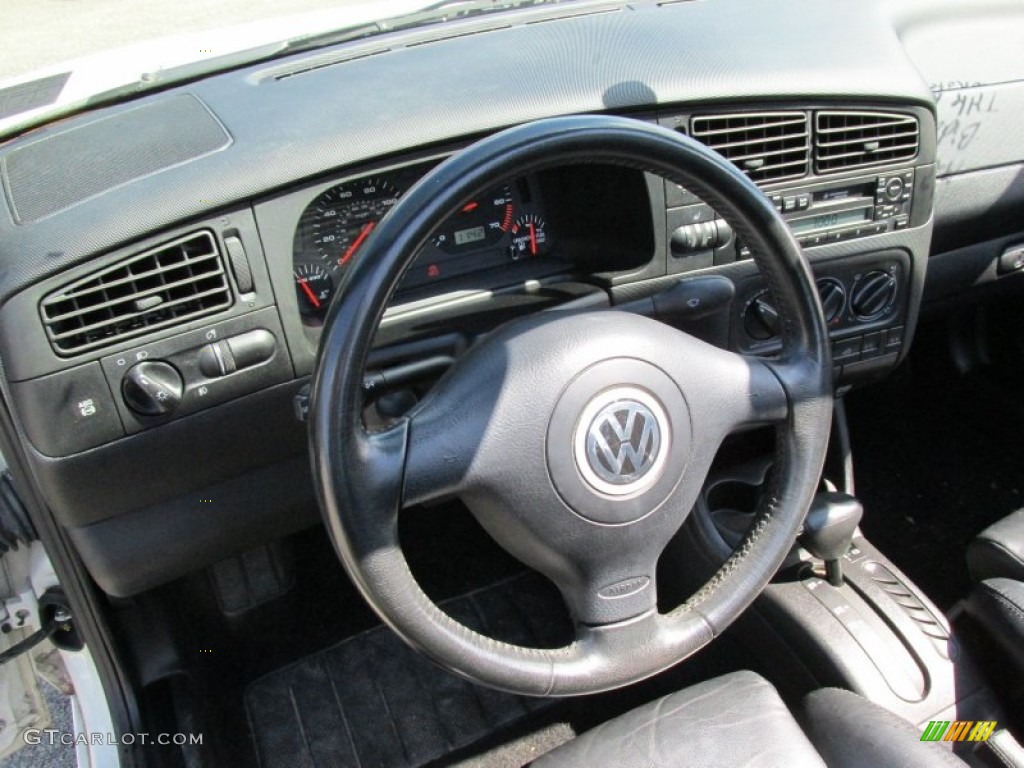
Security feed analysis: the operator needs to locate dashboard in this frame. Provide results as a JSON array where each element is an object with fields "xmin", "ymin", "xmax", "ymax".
[{"xmin": 1, "ymin": 0, "xmax": 1023, "ymax": 599}]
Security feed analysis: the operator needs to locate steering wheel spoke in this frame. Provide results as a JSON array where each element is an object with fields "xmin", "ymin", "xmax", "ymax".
[
  {"xmin": 554, "ymin": 555, "xmax": 663, "ymax": 628},
  {"xmin": 696, "ymin": 348, "xmax": 791, "ymax": 435},
  {"xmin": 402, "ymin": 400, "xmax": 482, "ymax": 508}
]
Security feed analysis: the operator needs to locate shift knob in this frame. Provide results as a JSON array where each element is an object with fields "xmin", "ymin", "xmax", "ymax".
[{"xmin": 800, "ymin": 492, "xmax": 863, "ymax": 586}]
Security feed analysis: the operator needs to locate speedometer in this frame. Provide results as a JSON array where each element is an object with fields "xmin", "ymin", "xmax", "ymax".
[{"xmin": 298, "ymin": 176, "xmax": 402, "ymax": 280}]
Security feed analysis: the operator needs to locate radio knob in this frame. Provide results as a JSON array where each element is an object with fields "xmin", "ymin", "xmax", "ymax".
[
  {"xmin": 816, "ymin": 278, "xmax": 847, "ymax": 325},
  {"xmin": 884, "ymin": 177, "xmax": 904, "ymax": 201},
  {"xmin": 743, "ymin": 293, "xmax": 780, "ymax": 340},
  {"xmin": 851, "ymin": 271, "xmax": 898, "ymax": 321}
]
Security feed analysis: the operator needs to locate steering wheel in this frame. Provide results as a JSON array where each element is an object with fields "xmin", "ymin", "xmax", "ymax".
[{"xmin": 309, "ymin": 115, "xmax": 832, "ymax": 696}]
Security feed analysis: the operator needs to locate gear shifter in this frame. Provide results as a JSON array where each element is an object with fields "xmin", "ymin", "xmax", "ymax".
[{"xmin": 799, "ymin": 493, "xmax": 863, "ymax": 586}]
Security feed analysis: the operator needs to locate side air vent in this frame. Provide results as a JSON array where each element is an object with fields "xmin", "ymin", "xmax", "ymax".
[
  {"xmin": 690, "ymin": 112, "xmax": 810, "ymax": 183},
  {"xmin": 41, "ymin": 231, "xmax": 233, "ymax": 356},
  {"xmin": 814, "ymin": 111, "xmax": 919, "ymax": 174}
]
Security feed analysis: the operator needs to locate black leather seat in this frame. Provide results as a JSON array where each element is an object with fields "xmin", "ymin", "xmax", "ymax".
[
  {"xmin": 964, "ymin": 509, "xmax": 1024, "ymax": 733},
  {"xmin": 968, "ymin": 508, "xmax": 1024, "ymax": 583},
  {"xmin": 965, "ymin": 509, "xmax": 1024, "ymax": 679},
  {"xmin": 533, "ymin": 670, "xmax": 966, "ymax": 767}
]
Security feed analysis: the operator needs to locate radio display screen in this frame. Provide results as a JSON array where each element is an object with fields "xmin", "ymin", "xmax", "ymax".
[{"xmin": 789, "ymin": 207, "xmax": 871, "ymax": 234}]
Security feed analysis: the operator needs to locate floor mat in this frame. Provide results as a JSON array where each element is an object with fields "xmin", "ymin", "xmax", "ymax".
[{"xmin": 245, "ymin": 573, "xmax": 571, "ymax": 768}]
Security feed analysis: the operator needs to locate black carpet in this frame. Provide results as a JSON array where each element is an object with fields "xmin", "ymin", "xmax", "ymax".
[{"xmin": 245, "ymin": 573, "xmax": 571, "ymax": 768}]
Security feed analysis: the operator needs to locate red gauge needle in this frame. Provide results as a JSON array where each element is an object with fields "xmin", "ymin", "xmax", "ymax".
[
  {"xmin": 340, "ymin": 221, "xmax": 376, "ymax": 265},
  {"xmin": 529, "ymin": 221, "xmax": 538, "ymax": 256},
  {"xmin": 297, "ymin": 279, "xmax": 321, "ymax": 309},
  {"xmin": 462, "ymin": 201, "xmax": 479, "ymax": 213}
]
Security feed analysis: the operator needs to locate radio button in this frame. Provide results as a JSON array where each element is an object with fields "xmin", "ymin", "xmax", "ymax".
[
  {"xmin": 894, "ymin": 215, "xmax": 909, "ymax": 230},
  {"xmin": 884, "ymin": 177, "xmax": 904, "ymax": 200},
  {"xmin": 783, "ymin": 196, "xmax": 798, "ymax": 212},
  {"xmin": 796, "ymin": 194, "xmax": 810, "ymax": 210},
  {"xmin": 857, "ymin": 224, "xmax": 886, "ymax": 237}
]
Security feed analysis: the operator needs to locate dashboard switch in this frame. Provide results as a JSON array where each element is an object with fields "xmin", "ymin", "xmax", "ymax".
[
  {"xmin": 227, "ymin": 329, "xmax": 276, "ymax": 369},
  {"xmin": 198, "ymin": 342, "xmax": 234, "ymax": 377},
  {"xmin": 224, "ymin": 235, "xmax": 255, "ymax": 294},
  {"xmin": 199, "ymin": 330, "xmax": 276, "ymax": 377},
  {"xmin": 122, "ymin": 361, "xmax": 184, "ymax": 416},
  {"xmin": 10, "ymin": 363, "xmax": 124, "ymax": 456}
]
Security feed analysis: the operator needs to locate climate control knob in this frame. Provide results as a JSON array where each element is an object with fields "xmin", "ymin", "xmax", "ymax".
[
  {"xmin": 122, "ymin": 361, "xmax": 184, "ymax": 416},
  {"xmin": 851, "ymin": 270, "xmax": 898, "ymax": 321},
  {"xmin": 816, "ymin": 278, "xmax": 847, "ymax": 325}
]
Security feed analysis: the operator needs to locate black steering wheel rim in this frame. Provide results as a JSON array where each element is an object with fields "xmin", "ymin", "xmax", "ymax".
[{"xmin": 310, "ymin": 115, "xmax": 833, "ymax": 696}]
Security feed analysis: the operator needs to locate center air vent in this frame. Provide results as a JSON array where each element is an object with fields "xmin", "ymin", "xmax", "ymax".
[
  {"xmin": 41, "ymin": 231, "xmax": 233, "ymax": 356},
  {"xmin": 815, "ymin": 111, "xmax": 919, "ymax": 173},
  {"xmin": 690, "ymin": 112, "xmax": 810, "ymax": 183}
]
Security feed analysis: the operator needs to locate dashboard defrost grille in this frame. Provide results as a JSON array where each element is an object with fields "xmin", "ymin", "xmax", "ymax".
[
  {"xmin": 814, "ymin": 111, "xmax": 919, "ymax": 173},
  {"xmin": 41, "ymin": 231, "xmax": 233, "ymax": 355},
  {"xmin": 690, "ymin": 112, "xmax": 810, "ymax": 183}
]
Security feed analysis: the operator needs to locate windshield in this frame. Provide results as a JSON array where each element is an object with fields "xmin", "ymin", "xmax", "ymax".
[
  {"xmin": 0, "ymin": 0, "xmax": 586, "ymax": 137},
  {"xmin": 3, "ymin": 0, "xmax": 381, "ymax": 82}
]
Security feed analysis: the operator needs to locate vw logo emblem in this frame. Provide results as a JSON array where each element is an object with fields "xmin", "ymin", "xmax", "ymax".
[{"xmin": 574, "ymin": 387, "xmax": 670, "ymax": 496}]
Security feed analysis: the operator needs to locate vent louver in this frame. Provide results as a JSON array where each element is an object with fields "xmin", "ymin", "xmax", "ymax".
[
  {"xmin": 690, "ymin": 112, "xmax": 810, "ymax": 183},
  {"xmin": 815, "ymin": 111, "xmax": 919, "ymax": 173},
  {"xmin": 41, "ymin": 231, "xmax": 233, "ymax": 355}
]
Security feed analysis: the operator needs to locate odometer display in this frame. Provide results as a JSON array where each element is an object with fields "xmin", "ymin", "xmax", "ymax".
[{"xmin": 454, "ymin": 226, "xmax": 486, "ymax": 246}]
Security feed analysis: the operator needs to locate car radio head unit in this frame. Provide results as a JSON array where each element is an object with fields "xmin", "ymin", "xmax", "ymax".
[
  {"xmin": 765, "ymin": 168, "xmax": 914, "ymax": 247},
  {"xmin": 666, "ymin": 168, "xmax": 916, "ymax": 262}
]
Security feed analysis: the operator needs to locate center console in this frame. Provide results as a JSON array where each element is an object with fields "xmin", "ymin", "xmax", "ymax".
[{"xmin": 672, "ymin": 408, "xmax": 1005, "ymax": 760}]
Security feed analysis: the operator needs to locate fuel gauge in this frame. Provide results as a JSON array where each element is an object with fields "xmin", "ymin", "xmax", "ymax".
[{"xmin": 509, "ymin": 214, "xmax": 549, "ymax": 260}]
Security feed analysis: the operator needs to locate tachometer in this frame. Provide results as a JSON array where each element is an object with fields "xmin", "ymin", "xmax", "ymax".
[{"xmin": 432, "ymin": 184, "xmax": 514, "ymax": 254}]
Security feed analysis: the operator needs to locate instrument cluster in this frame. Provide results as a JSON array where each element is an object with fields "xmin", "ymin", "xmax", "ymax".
[{"xmin": 291, "ymin": 165, "xmax": 553, "ymax": 322}]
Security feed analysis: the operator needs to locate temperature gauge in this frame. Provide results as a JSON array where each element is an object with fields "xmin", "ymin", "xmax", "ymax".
[
  {"xmin": 294, "ymin": 263, "xmax": 334, "ymax": 319},
  {"xmin": 509, "ymin": 214, "xmax": 549, "ymax": 260}
]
